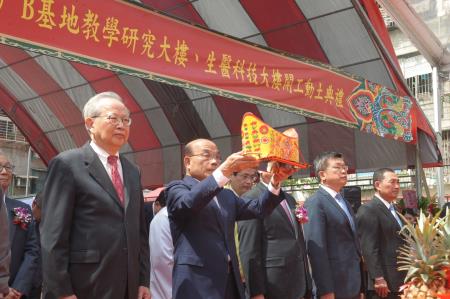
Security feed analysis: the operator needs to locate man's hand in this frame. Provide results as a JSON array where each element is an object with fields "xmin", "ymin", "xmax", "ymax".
[
  {"xmin": 251, "ymin": 295, "xmax": 265, "ymax": 299},
  {"xmin": 374, "ymin": 277, "xmax": 389, "ymax": 298},
  {"xmin": 5, "ymin": 288, "xmax": 21, "ymax": 299},
  {"xmin": 320, "ymin": 292, "xmax": 335, "ymax": 299},
  {"xmin": 59, "ymin": 295, "xmax": 77, "ymax": 299},
  {"xmin": 268, "ymin": 162, "xmax": 297, "ymax": 187},
  {"xmin": 218, "ymin": 152, "xmax": 260, "ymax": 178},
  {"xmin": 137, "ymin": 286, "xmax": 150, "ymax": 299}
]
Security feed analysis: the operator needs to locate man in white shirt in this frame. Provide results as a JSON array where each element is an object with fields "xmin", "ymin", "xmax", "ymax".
[
  {"xmin": 40, "ymin": 92, "xmax": 150, "ymax": 299},
  {"xmin": 149, "ymin": 190, "xmax": 173, "ymax": 299}
]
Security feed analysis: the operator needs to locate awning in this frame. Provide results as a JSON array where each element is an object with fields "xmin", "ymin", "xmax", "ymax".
[{"xmin": 0, "ymin": 0, "xmax": 441, "ymax": 188}]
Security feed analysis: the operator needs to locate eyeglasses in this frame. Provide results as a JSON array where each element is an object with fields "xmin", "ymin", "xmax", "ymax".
[
  {"xmin": 329, "ymin": 165, "xmax": 349, "ymax": 172},
  {"xmin": 236, "ymin": 173, "xmax": 258, "ymax": 182},
  {"xmin": 0, "ymin": 164, "xmax": 15, "ymax": 172},
  {"xmin": 189, "ymin": 152, "xmax": 222, "ymax": 162},
  {"xmin": 92, "ymin": 114, "xmax": 132, "ymax": 127}
]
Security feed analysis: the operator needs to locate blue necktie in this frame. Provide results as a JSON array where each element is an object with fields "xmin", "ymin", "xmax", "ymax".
[
  {"xmin": 335, "ymin": 193, "xmax": 356, "ymax": 232},
  {"xmin": 389, "ymin": 204, "xmax": 403, "ymax": 227}
]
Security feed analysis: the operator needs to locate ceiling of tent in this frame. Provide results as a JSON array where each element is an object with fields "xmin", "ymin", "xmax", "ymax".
[{"xmin": 0, "ymin": 0, "xmax": 440, "ymax": 188}]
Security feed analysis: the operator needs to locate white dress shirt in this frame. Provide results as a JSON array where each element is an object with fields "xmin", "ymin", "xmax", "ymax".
[{"xmin": 149, "ymin": 207, "xmax": 173, "ymax": 299}]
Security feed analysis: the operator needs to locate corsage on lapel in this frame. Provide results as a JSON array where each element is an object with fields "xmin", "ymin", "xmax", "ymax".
[
  {"xmin": 295, "ymin": 203, "xmax": 309, "ymax": 224},
  {"xmin": 12, "ymin": 207, "xmax": 32, "ymax": 230}
]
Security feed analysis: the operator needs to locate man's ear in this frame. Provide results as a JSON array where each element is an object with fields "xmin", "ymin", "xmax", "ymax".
[
  {"xmin": 85, "ymin": 118, "xmax": 94, "ymax": 133},
  {"xmin": 318, "ymin": 170, "xmax": 326, "ymax": 182},
  {"xmin": 183, "ymin": 156, "xmax": 190, "ymax": 173},
  {"xmin": 374, "ymin": 180, "xmax": 380, "ymax": 191}
]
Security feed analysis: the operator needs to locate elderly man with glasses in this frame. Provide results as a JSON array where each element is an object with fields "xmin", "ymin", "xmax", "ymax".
[
  {"xmin": 0, "ymin": 151, "xmax": 39, "ymax": 299},
  {"xmin": 166, "ymin": 138, "xmax": 296, "ymax": 299},
  {"xmin": 40, "ymin": 92, "xmax": 150, "ymax": 299}
]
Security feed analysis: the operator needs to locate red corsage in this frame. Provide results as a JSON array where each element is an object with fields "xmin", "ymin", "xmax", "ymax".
[
  {"xmin": 295, "ymin": 204, "xmax": 308, "ymax": 224},
  {"xmin": 12, "ymin": 207, "xmax": 32, "ymax": 230}
]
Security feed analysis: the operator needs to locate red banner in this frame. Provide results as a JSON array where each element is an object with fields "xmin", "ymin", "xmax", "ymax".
[{"xmin": 0, "ymin": 0, "xmax": 416, "ymax": 143}]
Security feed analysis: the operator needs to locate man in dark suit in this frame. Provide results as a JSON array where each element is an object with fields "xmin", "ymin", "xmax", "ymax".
[
  {"xmin": 238, "ymin": 170, "xmax": 312, "ymax": 299},
  {"xmin": 303, "ymin": 152, "xmax": 363, "ymax": 299},
  {"xmin": 0, "ymin": 187, "xmax": 10, "ymax": 299},
  {"xmin": 0, "ymin": 152, "xmax": 39, "ymax": 299},
  {"xmin": 166, "ymin": 139, "xmax": 296, "ymax": 299},
  {"xmin": 40, "ymin": 92, "xmax": 150, "ymax": 299},
  {"xmin": 29, "ymin": 194, "xmax": 43, "ymax": 299},
  {"xmin": 356, "ymin": 168, "xmax": 405, "ymax": 299}
]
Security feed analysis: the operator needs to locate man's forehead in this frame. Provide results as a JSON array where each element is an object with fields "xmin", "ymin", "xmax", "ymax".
[
  {"xmin": 193, "ymin": 140, "xmax": 217, "ymax": 151},
  {"xmin": 327, "ymin": 157, "xmax": 345, "ymax": 164},
  {"xmin": 99, "ymin": 98, "xmax": 129, "ymax": 112},
  {"xmin": 383, "ymin": 172, "xmax": 398, "ymax": 180},
  {"xmin": 0, "ymin": 155, "xmax": 10, "ymax": 163},
  {"xmin": 239, "ymin": 168, "xmax": 257, "ymax": 175}
]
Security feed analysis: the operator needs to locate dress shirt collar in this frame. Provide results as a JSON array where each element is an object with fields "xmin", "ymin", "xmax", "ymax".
[
  {"xmin": 90, "ymin": 141, "xmax": 119, "ymax": 162},
  {"xmin": 374, "ymin": 194, "xmax": 392, "ymax": 210},
  {"xmin": 320, "ymin": 184, "xmax": 340, "ymax": 199}
]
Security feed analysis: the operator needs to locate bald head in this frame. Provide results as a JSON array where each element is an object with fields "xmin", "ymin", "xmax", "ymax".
[{"xmin": 184, "ymin": 139, "xmax": 214, "ymax": 156}]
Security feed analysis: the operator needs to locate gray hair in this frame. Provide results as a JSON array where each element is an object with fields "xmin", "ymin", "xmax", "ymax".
[
  {"xmin": 314, "ymin": 151, "xmax": 343, "ymax": 181},
  {"xmin": 82, "ymin": 91, "xmax": 125, "ymax": 119}
]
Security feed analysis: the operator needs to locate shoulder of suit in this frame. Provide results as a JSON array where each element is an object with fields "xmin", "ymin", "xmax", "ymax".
[
  {"xmin": 305, "ymin": 189, "xmax": 326, "ymax": 205},
  {"xmin": 52, "ymin": 147, "xmax": 84, "ymax": 164},
  {"xmin": 245, "ymin": 182, "xmax": 266, "ymax": 198},
  {"xmin": 6, "ymin": 197, "xmax": 31, "ymax": 211},
  {"xmin": 356, "ymin": 199, "xmax": 378, "ymax": 215},
  {"xmin": 54, "ymin": 148, "xmax": 83, "ymax": 159},
  {"xmin": 166, "ymin": 178, "xmax": 190, "ymax": 191},
  {"xmin": 119, "ymin": 155, "xmax": 139, "ymax": 170}
]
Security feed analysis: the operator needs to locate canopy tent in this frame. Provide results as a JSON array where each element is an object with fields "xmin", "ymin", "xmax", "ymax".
[{"xmin": 0, "ymin": 0, "xmax": 442, "ymax": 188}]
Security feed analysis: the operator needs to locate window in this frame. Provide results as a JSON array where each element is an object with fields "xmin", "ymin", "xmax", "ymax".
[{"xmin": 406, "ymin": 73, "xmax": 433, "ymax": 103}]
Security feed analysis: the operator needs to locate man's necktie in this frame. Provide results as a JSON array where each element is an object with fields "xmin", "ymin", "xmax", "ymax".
[
  {"xmin": 281, "ymin": 200, "xmax": 295, "ymax": 226},
  {"xmin": 107, "ymin": 155, "xmax": 124, "ymax": 204},
  {"xmin": 389, "ymin": 204, "xmax": 403, "ymax": 227},
  {"xmin": 335, "ymin": 193, "xmax": 356, "ymax": 232}
]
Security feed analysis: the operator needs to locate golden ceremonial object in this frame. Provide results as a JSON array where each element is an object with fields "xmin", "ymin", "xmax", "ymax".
[{"xmin": 241, "ymin": 113, "xmax": 308, "ymax": 169}]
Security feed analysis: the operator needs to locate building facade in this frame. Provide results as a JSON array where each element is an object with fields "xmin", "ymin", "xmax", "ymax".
[
  {"xmin": 0, "ymin": 110, "xmax": 47, "ymax": 197},
  {"xmin": 381, "ymin": 0, "xmax": 450, "ymax": 197}
]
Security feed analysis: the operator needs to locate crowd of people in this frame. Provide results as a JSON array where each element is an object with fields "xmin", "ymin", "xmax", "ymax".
[{"xmin": 0, "ymin": 91, "xmax": 443, "ymax": 299}]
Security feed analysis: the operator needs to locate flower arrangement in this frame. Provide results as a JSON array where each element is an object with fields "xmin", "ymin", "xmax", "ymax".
[
  {"xmin": 295, "ymin": 203, "xmax": 308, "ymax": 224},
  {"xmin": 12, "ymin": 207, "xmax": 32, "ymax": 230}
]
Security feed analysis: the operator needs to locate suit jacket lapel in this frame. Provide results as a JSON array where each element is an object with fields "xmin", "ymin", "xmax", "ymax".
[
  {"xmin": 120, "ymin": 157, "xmax": 132, "ymax": 210},
  {"xmin": 319, "ymin": 187, "xmax": 356, "ymax": 235},
  {"xmin": 6, "ymin": 197, "xmax": 17, "ymax": 244},
  {"xmin": 373, "ymin": 196, "xmax": 402, "ymax": 229},
  {"xmin": 214, "ymin": 192, "xmax": 228, "ymax": 239},
  {"xmin": 83, "ymin": 144, "xmax": 123, "ymax": 208},
  {"xmin": 283, "ymin": 196, "xmax": 298, "ymax": 238}
]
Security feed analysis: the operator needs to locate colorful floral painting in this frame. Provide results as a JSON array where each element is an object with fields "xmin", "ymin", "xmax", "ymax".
[{"xmin": 348, "ymin": 80, "xmax": 415, "ymax": 143}]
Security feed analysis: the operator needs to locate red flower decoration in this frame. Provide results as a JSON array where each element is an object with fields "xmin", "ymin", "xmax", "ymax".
[
  {"xmin": 259, "ymin": 125, "xmax": 269, "ymax": 134},
  {"xmin": 12, "ymin": 207, "xmax": 31, "ymax": 230},
  {"xmin": 295, "ymin": 204, "xmax": 308, "ymax": 224}
]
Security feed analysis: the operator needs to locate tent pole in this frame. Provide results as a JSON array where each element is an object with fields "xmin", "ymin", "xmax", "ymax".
[
  {"xmin": 432, "ymin": 67, "xmax": 445, "ymax": 207},
  {"xmin": 415, "ymin": 142, "xmax": 423, "ymax": 201}
]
